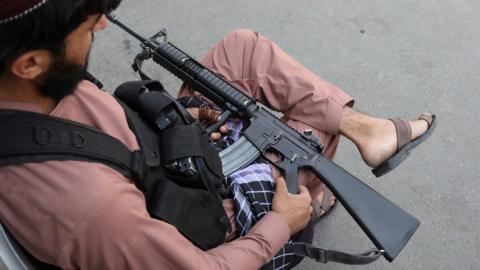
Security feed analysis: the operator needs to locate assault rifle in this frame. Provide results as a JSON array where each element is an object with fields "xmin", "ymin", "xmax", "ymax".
[{"xmin": 107, "ymin": 14, "xmax": 420, "ymax": 263}]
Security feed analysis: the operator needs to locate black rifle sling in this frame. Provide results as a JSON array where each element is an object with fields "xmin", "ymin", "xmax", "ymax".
[
  {"xmin": 287, "ymin": 243, "xmax": 383, "ymax": 265},
  {"xmin": 0, "ymin": 109, "xmax": 146, "ymax": 181}
]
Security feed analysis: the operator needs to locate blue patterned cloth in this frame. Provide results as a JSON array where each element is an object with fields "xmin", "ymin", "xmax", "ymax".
[{"xmin": 223, "ymin": 121, "xmax": 304, "ymax": 270}]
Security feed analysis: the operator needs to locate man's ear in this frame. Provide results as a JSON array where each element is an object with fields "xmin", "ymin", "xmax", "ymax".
[{"xmin": 9, "ymin": 50, "xmax": 51, "ymax": 80}]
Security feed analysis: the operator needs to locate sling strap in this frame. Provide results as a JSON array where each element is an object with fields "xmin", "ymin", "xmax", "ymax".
[
  {"xmin": 0, "ymin": 109, "xmax": 146, "ymax": 181},
  {"xmin": 287, "ymin": 243, "xmax": 383, "ymax": 265},
  {"xmin": 0, "ymin": 106, "xmax": 229, "ymax": 250}
]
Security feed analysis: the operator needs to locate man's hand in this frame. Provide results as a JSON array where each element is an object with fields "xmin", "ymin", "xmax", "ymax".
[
  {"xmin": 272, "ymin": 177, "xmax": 313, "ymax": 235},
  {"xmin": 186, "ymin": 107, "xmax": 229, "ymax": 140}
]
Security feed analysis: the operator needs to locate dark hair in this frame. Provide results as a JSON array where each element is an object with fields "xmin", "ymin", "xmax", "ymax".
[{"xmin": 0, "ymin": 0, "xmax": 122, "ymax": 72}]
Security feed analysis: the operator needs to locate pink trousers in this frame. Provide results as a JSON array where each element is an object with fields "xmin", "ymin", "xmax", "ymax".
[{"xmin": 179, "ymin": 29, "xmax": 354, "ymax": 212}]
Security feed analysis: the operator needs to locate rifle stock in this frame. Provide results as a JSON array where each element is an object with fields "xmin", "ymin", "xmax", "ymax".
[
  {"xmin": 307, "ymin": 155, "xmax": 419, "ymax": 262},
  {"xmin": 107, "ymin": 14, "xmax": 420, "ymax": 262}
]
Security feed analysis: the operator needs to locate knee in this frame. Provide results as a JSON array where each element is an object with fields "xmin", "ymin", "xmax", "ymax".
[{"xmin": 223, "ymin": 29, "xmax": 259, "ymax": 47}]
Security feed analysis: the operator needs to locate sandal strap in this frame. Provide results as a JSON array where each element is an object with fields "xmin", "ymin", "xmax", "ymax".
[
  {"xmin": 390, "ymin": 118, "xmax": 412, "ymax": 150},
  {"xmin": 322, "ymin": 188, "xmax": 334, "ymax": 212},
  {"xmin": 312, "ymin": 187, "xmax": 335, "ymax": 219}
]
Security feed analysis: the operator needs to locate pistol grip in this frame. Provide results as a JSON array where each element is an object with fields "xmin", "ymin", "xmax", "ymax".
[{"xmin": 283, "ymin": 162, "xmax": 299, "ymax": 194}]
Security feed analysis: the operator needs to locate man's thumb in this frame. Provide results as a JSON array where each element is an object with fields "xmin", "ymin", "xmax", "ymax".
[{"xmin": 298, "ymin": 185, "xmax": 309, "ymax": 195}]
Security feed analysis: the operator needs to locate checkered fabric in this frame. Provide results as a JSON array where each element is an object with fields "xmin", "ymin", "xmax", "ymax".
[
  {"xmin": 227, "ymin": 164, "xmax": 305, "ymax": 270},
  {"xmin": 223, "ymin": 121, "xmax": 305, "ymax": 270}
]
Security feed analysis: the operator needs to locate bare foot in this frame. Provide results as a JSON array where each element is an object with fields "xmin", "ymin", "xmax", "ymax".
[{"xmin": 340, "ymin": 108, "xmax": 430, "ymax": 168}]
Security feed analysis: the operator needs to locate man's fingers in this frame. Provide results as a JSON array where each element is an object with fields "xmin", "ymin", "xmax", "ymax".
[
  {"xmin": 276, "ymin": 178, "xmax": 310, "ymax": 198},
  {"xmin": 219, "ymin": 124, "xmax": 229, "ymax": 133},
  {"xmin": 209, "ymin": 124, "xmax": 229, "ymax": 140},
  {"xmin": 210, "ymin": 132, "xmax": 221, "ymax": 140},
  {"xmin": 272, "ymin": 177, "xmax": 315, "ymax": 235},
  {"xmin": 187, "ymin": 108, "xmax": 199, "ymax": 119},
  {"xmin": 275, "ymin": 177, "xmax": 288, "ymax": 194}
]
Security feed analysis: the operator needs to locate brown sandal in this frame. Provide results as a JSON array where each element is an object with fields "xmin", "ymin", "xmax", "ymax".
[
  {"xmin": 311, "ymin": 187, "xmax": 337, "ymax": 223},
  {"xmin": 372, "ymin": 113, "xmax": 437, "ymax": 177}
]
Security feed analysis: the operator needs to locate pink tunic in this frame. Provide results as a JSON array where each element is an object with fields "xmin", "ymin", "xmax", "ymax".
[{"xmin": 0, "ymin": 81, "xmax": 290, "ymax": 269}]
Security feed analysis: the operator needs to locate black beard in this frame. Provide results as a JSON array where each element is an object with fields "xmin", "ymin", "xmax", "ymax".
[{"xmin": 37, "ymin": 56, "xmax": 88, "ymax": 101}]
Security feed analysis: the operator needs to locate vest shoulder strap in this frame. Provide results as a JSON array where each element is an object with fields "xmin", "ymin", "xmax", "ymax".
[{"xmin": 0, "ymin": 109, "xmax": 146, "ymax": 181}]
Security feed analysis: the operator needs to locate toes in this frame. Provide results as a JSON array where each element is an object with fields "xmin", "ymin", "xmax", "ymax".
[
  {"xmin": 316, "ymin": 191, "xmax": 324, "ymax": 207},
  {"xmin": 410, "ymin": 119, "xmax": 429, "ymax": 140},
  {"xmin": 329, "ymin": 196, "xmax": 336, "ymax": 207}
]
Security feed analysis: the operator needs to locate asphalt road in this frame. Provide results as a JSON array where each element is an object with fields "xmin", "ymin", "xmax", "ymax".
[{"xmin": 90, "ymin": 1, "xmax": 480, "ymax": 269}]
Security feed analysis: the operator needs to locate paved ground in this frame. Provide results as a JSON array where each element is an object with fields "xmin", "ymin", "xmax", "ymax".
[{"xmin": 90, "ymin": 1, "xmax": 480, "ymax": 269}]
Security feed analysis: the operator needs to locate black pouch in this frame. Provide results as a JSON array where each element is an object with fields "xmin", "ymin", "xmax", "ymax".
[{"xmin": 115, "ymin": 80, "xmax": 229, "ymax": 250}]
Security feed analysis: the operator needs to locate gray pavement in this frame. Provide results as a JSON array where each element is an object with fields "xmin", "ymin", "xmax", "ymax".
[{"xmin": 90, "ymin": 0, "xmax": 480, "ymax": 269}]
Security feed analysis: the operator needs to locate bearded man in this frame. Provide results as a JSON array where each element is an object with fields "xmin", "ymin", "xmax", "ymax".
[{"xmin": 0, "ymin": 1, "xmax": 434, "ymax": 269}]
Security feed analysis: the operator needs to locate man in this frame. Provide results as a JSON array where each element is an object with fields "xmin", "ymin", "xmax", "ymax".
[{"xmin": 0, "ymin": 0, "xmax": 434, "ymax": 269}]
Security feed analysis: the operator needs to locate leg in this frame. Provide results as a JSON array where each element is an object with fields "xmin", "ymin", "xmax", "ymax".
[
  {"xmin": 180, "ymin": 29, "xmax": 432, "ymax": 184},
  {"xmin": 339, "ymin": 107, "xmax": 430, "ymax": 168},
  {"xmin": 180, "ymin": 29, "xmax": 434, "ymax": 173}
]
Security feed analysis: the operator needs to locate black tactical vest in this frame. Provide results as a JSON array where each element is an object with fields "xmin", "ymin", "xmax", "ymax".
[{"xmin": 0, "ymin": 80, "xmax": 230, "ymax": 250}]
